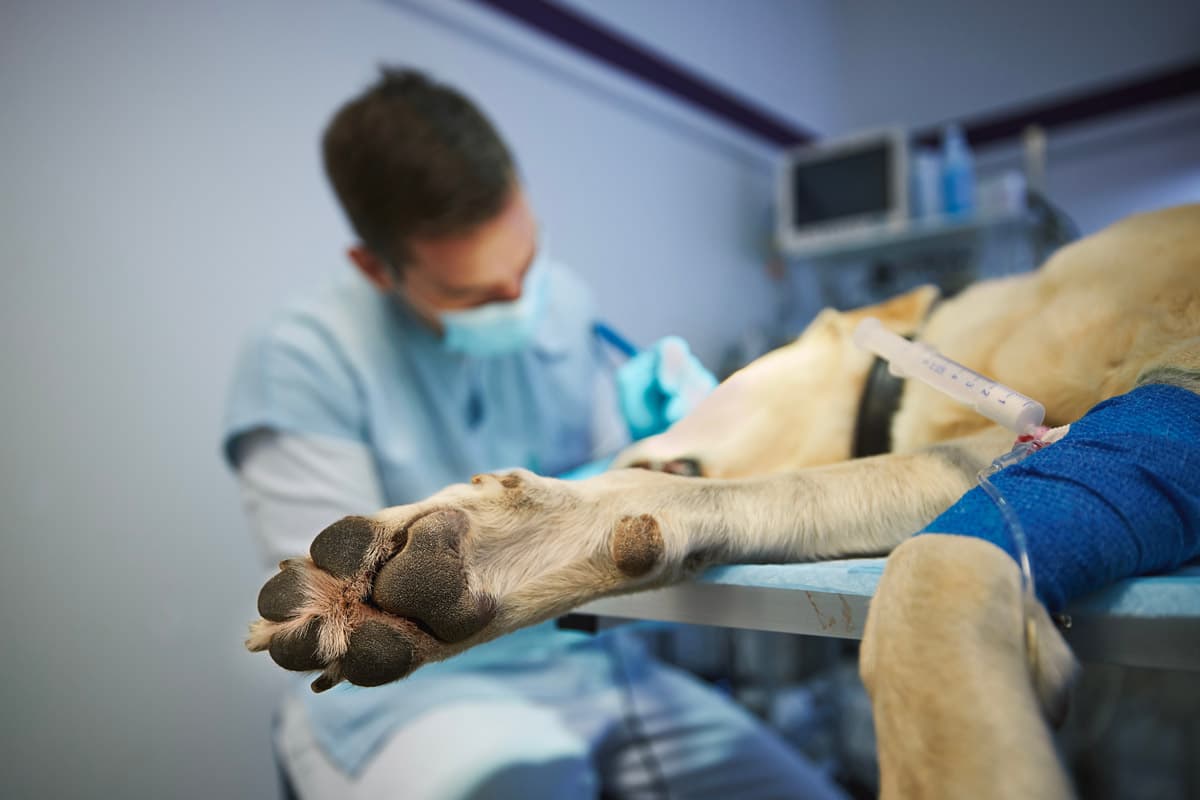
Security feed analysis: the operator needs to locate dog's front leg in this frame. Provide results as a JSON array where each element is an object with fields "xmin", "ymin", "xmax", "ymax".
[
  {"xmin": 246, "ymin": 425, "xmax": 1016, "ymax": 689},
  {"xmin": 862, "ymin": 535, "xmax": 1077, "ymax": 799}
]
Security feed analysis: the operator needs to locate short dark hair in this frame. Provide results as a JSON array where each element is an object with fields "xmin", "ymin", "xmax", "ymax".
[{"xmin": 322, "ymin": 68, "xmax": 516, "ymax": 265}]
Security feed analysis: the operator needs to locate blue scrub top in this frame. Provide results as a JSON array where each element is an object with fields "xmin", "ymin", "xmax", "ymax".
[
  {"xmin": 224, "ymin": 262, "xmax": 622, "ymax": 774},
  {"xmin": 224, "ymin": 261, "xmax": 608, "ymax": 495}
]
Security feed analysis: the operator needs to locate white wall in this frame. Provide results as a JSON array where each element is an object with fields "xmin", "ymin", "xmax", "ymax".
[
  {"xmin": 826, "ymin": 0, "xmax": 1200, "ymax": 233},
  {"xmin": 830, "ymin": 0, "xmax": 1200, "ymax": 134},
  {"xmin": 572, "ymin": 0, "xmax": 1200, "ymax": 259},
  {"xmin": 0, "ymin": 1, "xmax": 838, "ymax": 798},
  {"xmin": 975, "ymin": 99, "xmax": 1200, "ymax": 234}
]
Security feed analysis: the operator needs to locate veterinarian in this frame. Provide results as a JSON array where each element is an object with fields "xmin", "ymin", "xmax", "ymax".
[{"xmin": 224, "ymin": 68, "xmax": 846, "ymax": 800}]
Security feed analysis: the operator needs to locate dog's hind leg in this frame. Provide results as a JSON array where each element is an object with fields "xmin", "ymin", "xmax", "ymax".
[
  {"xmin": 860, "ymin": 342, "xmax": 1200, "ymax": 799},
  {"xmin": 861, "ymin": 534, "xmax": 1077, "ymax": 800}
]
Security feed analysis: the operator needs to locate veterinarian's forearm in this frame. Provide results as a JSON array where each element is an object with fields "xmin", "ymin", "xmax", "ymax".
[{"xmin": 236, "ymin": 430, "xmax": 387, "ymax": 569}]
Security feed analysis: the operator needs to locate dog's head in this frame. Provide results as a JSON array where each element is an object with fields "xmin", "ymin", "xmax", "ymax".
[{"xmin": 614, "ymin": 285, "xmax": 940, "ymax": 479}]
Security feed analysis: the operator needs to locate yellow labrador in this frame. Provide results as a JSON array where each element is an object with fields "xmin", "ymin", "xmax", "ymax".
[{"xmin": 249, "ymin": 204, "xmax": 1200, "ymax": 799}]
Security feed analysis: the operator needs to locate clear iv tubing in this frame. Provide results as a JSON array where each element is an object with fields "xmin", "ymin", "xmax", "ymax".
[
  {"xmin": 853, "ymin": 318, "xmax": 1043, "ymax": 661},
  {"xmin": 979, "ymin": 443, "xmax": 1042, "ymax": 665}
]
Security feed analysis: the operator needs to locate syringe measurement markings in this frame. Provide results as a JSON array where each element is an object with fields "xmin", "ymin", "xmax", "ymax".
[{"xmin": 917, "ymin": 350, "xmax": 1030, "ymax": 409}]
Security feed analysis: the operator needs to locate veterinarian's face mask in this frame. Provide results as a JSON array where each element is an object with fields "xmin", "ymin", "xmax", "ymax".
[{"xmin": 437, "ymin": 248, "xmax": 550, "ymax": 357}]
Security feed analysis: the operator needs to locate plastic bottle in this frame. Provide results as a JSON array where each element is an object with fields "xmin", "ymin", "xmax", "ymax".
[
  {"xmin": 940, "ymin": 123, "xmax": 976, "ymax": 217},
  {"xmin": 910, "ymin": 148, "xmax": 942, "ymax": 220}
]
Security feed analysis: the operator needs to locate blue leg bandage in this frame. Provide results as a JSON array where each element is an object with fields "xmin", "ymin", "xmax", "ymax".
[{"xmin": 920, "ymin": 383, "xmax": 1200, "ymax": 612}]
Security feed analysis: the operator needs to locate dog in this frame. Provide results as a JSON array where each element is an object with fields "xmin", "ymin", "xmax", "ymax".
[{"xmin": 249, "ymin": 203, "xmax": 1200, "ymax": 798}]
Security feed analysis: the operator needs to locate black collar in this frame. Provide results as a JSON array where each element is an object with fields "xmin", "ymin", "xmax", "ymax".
[
  {"xmin": 851, "ymin": 296, "xmax": 941, "ymax": 458},
  {"xmin": 852, "ymin": 350, "xmax": 907, "ymax": 459}
]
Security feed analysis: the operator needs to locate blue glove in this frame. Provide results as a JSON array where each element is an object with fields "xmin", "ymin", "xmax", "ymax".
[{"xmin": 615, "ymin": 336, "xmax": 718, "ymax": 440}]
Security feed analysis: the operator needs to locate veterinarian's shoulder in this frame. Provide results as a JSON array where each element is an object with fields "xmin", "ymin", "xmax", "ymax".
[{"xmin": 248, "ymin": 271, "xmax": 427, "ymax": 366}]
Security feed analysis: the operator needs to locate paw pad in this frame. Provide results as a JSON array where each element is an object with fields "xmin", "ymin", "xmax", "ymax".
[
  {"xmin": 310, "ymin": 516, "xmax": 379, "ymax": 578},
  {"xmin": 342, "ymin": 620, "xmax": 415, "ymax": 686},
  {"xmin": 268, "ymin": 619, "xmax": 324, "ymax": 671},
  {"xmin": 372, "ymin": 509, "xmax": 495, "ymax": 643},
  {"xmin": 612, "ymin": 514, "xmax": 664, "ymax": 577},
  {"xmin": 257, "ymin": 566, "xmax": 307, "ymax": 622}
]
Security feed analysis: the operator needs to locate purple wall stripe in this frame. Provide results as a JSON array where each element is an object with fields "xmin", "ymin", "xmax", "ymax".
[
  {"xmin": 472, "ymin": 1, "xmax": 1199, "ymax": 151},
  {"xmin": 469, "ymin": 0, "xmax": 817, "ymax": 147},
  {"xmin": 917, "ymin": 59, "xmax": 1200, "ymax": 149}
]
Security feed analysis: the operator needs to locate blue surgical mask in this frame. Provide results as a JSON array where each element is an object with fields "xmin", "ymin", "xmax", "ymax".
[{"xmin": 439, "ymin": 249, "xmax": 549, "ymax": 357}]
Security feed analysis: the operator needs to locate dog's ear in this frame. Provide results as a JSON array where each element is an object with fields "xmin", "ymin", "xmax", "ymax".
[{"xmin": 842, "ymin": 284, "xmax": 941, "ymax": 338}]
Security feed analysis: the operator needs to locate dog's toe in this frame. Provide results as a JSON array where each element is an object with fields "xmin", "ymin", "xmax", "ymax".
[
  {"xmin": 257, "ymin": 566, "xmax": 308, "ymax": 622},
  {"xmin": 310, "ymin": 516, "xmax": 379, "ymax": 578},
  {"xmin": 342, "ymin": 620, "xmax": 417, "ymax": 686},
  {"xmin": 268, "ymin": 619, "xmax": 325, "ymax": 672}
]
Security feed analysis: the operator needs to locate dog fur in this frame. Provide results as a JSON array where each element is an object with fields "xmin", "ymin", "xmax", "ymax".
[{"xmin": 249, "ymin": 203, "xmax": 1200, "ymax": 798}]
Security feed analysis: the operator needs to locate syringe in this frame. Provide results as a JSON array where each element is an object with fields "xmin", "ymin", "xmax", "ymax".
[{"xmin": 852, "ymin": 317, "xmax": 1045, "ymax": 435}]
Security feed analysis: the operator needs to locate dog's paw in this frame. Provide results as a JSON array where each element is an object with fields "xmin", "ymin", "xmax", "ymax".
[
  {"xmin": 248, "ymin": 508, "xmax": 498, "ymax": 690},
  {"xmin": 246, "ymin": 470, "xmax": 678, "ymax": 690}
]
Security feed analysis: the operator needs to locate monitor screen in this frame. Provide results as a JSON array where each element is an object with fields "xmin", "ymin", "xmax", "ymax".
[{"xmin": 790, "ymin": 146, "xmax": 892, "ymax": 228}]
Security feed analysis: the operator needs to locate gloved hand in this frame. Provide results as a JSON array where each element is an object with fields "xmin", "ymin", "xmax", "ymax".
[{"xmin": 616, "ymin": 336, "xmax": 718, "ymax": 440}]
